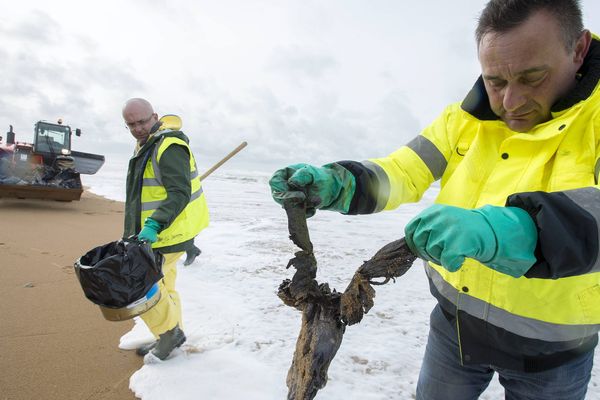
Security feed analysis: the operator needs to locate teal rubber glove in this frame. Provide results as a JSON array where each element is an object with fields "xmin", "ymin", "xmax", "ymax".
[
  {"xmin": 269, "ymin": 163, "xmax": 355, "ymax": 217},
  {"xmin": 138, "ymin": 217, "xmax": 161, "ymax": 244},
  {"xmin": 404, "ymin": 204, "xmax": 538, "ymax": 278}
]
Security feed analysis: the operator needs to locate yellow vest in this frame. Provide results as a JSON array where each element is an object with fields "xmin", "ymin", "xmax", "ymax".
[
  {"xmin": 370, "ymin": 80, "xmax": 600, "ymax": 341},
  {"xmin": 140, "ymin": 134, "xmax": 209, "ymax": 248}
]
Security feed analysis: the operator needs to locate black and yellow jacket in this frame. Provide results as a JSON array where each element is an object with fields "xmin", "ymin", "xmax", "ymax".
[
  {"xmin": 124, "ymin": 123, "xmax": 209, "ymax": 253},
  {"xmin": 337, "ymin": 35, "xmax": 600, "ymax": 371}
]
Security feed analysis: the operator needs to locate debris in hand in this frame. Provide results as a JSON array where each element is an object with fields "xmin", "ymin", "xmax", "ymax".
[{"xmin": 279, "ymin": 198, "xmax": 416, "ymax": 400}]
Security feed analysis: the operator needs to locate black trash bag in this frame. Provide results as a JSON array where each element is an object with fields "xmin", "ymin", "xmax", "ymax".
[{"xmin": 74, "ymin": 238, "xmax": 163, "ymax": 308}]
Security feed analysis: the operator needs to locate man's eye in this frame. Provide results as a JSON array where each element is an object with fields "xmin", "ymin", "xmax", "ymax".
[
  {"xmin": 487, "ymin": 79, "xmax": 506, "ymax": 88},
  {"xmin": 523, "ymin": 75, "xmax": 545, "ymax": 85}
]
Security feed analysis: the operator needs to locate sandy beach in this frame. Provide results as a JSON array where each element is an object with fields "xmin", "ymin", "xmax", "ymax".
[{"xmin": 0, "ymin": 191, "xmax": 140, "ymax": 400}]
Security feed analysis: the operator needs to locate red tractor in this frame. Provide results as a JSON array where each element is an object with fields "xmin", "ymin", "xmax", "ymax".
[{"xmin": 0, "ymin": 120, "xmax": 105, "ymax": 201}]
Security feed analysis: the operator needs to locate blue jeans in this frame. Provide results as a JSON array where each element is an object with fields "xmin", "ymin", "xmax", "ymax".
[{"xmin": 416, "ymin": 305, "xmax": 594, "ymax": 400}]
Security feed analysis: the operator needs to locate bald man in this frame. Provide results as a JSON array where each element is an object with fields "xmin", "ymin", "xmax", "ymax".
[{"xmin": 122, "ymin": 98, "xmax": 209, "ymax": 361}]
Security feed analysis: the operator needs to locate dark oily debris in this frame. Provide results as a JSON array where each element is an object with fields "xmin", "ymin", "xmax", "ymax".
[
  {"xmin": 279, "ymin": 198, "xmax": 416, "ymax": 400},
  {"xmin": 341, "ymin": 238, "xmax": 416, "ymax": 325},
  {"xmin": 285, "ymin": 294, "xmax": 345, "ymax": 400},
  {"xmin": 279, "ymin": 198, "xmax": 345, "ymax": 400},
  {"xmin": 0, "ymin": 157, "xmax": 81, "ymax": 189}
]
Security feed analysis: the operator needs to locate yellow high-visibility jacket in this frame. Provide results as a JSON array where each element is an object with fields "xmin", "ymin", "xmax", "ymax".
[
  {"xmin": 337, "ymin": 35, "xmax": 600, "ymax": 371},
  {"xmin": 125, "ymin": 127, "xmax": 209, "ymax": 252},
  {"xmin": 140, "ymin": 134, "xmax": 209, "ymax": 248}
]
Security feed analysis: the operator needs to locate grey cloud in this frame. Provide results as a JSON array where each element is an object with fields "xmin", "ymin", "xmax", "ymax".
[
  {"xmin": 177, "ymin": 79, "xmax": 421, "ymax": 171},
  {"xmin": 0, "ymin": 28, "xmax": 145, "ymax": 157},
  {"xmin": 267, "ymin": 45, "xmax": 338, "ymax": 83},
  {"xmin": 371, "ymin": 89, "xmax": 422, "ymax": 151},
  {"xmin": 0, "ymin": 10, "xmax": 64, "ymax": 45}
]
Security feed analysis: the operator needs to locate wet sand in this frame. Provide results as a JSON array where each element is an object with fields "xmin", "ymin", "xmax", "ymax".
[{"xmin": 0, "ymin": 191, "xmax": 141, "ymax": 400}]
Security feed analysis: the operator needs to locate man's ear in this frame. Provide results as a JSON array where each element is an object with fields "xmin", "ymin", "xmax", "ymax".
[{"xmin": 573, "ymin": 30, "xmax": 592, "ymax": 65}]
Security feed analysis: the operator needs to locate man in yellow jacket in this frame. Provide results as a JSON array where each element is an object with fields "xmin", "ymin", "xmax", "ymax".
[
  {"xmin": 123, "ymin": 98, "xmax": 209, "ymax": 361},
  {"xmin": 270, "ymin": 1, "xmax": 599, "ymax": 399}
]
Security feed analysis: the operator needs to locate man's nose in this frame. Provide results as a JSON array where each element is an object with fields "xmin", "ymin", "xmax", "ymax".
[{"xmin": 502, "ymin": 83, "xmax": 528, "ymax": 112}]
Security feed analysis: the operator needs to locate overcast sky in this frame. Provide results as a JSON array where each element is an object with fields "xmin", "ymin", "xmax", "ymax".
[{"xmin": 1, "ymin": 0, "xmax": 599, "ymax": 170}]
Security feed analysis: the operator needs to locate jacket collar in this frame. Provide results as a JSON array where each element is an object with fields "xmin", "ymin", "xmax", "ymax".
[
  {"xmin": 461, "ymin": 35, "xmax": 600, "ymax": 120},
  {"xmin": 134, "ymin": 128, "xmax": 190, "ymax": 157}
]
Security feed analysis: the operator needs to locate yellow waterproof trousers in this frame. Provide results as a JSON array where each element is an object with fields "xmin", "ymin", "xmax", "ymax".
[{"xmin": 140, "ymin": 251, "xmax": 184, "ymax": 338}]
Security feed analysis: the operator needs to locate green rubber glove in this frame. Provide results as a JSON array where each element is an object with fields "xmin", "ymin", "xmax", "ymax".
[
  {"xmin": 404, "ymin": 204, "xmax": 538, "ymax": 278},
  {"xmin": 269, "ymin": 163, "xmax": 355, "ymax": 217},
  {"xmin": 138, "ymin": 217, "xmax": 161, "ymax": 244}
]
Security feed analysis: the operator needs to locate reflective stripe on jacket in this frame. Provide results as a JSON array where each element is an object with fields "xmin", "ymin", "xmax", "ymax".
[
  {"xmin": 141, "ymin": 133, "xmax": 209, "ymax": 248},
  {"xmin": 337, "ymin": 35, "xmax": 600, "ymax": 371}
]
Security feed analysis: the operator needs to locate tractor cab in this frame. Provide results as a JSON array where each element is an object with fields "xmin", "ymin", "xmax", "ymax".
[{"xmin": 33, "ymin": 121, "xmax": 80, "ymax": 165}]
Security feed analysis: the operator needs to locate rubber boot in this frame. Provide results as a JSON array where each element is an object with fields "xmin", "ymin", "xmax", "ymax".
[
  {"xmin": 183, "ymin": 246, "xmax": 201, "ymax": 266},
  {"xmin": 150, "ymin": 325, "xmax": 186, "ymax": 360},
  {"xmin": 136, "ymin": 341, "xmax": 157, "ymax": 356}
]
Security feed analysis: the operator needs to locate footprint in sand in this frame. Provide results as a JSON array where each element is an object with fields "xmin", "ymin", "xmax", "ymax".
[{"xmin": 62, "ymin": 265, "xmax": 74, "ymax": 274}]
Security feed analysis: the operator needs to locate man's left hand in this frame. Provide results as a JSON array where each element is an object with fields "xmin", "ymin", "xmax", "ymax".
[{"xmin": 404, "ymin": 204, "xmax": 538, "ymax": 277}]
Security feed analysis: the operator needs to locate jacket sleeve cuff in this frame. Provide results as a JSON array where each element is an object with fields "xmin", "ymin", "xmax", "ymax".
[{"xmin": 507, "ymin": 189, "xmax": 600, "ymax": 279}]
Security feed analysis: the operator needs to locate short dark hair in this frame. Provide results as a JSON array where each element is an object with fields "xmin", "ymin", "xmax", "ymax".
[{"xmin": 476, "ymin": 0, "xmax": 584, "ymax": 51}]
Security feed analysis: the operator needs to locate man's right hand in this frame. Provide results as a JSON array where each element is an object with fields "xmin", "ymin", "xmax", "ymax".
[
  {"xmin": 269, "ymin": 163, "xmax": 355, "ymax": 216},
  {"xmin": 138, "ymin": 217, "xmax": 161, "ymax": 244}
]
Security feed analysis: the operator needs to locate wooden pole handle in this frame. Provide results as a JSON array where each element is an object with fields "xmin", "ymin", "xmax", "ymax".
[{"xmin": 199, "ymin": 141, "xmax": 248, "ymax": 181}]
